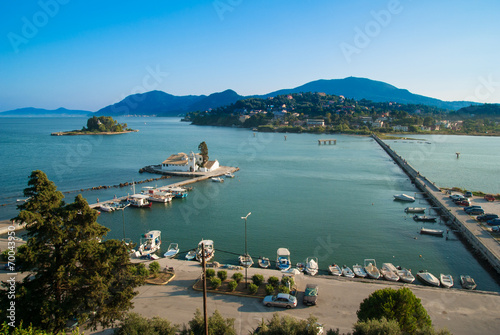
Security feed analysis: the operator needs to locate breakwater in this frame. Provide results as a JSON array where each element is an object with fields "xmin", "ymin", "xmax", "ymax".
[{"xmin": 372, "ymin": 134, "xmax": 500, "ymax": 275}]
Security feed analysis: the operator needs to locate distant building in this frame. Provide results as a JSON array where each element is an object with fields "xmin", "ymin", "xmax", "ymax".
[
  {"xmin": 306, "ymin": 119, "xmax": 325, "ymax": 127},
  {"xmin": 392, "ymin": 125, "xmax": 409, "ymax": 132}
]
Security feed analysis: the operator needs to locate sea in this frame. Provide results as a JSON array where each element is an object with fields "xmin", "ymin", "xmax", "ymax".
[{"xmin": 1, "ymin": 117, "xmax": 499, "ymax": 292}]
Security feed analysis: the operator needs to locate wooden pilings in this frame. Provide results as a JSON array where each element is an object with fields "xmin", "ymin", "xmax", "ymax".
[{"xmin": 318, "ymin": 139, "xmax": 336, "ymax": 145}]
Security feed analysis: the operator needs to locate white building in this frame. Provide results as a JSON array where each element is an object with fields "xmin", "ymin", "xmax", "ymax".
[
  {"xmin": 392, "ymin": 125, "xmax": 409, "ymax": 132},
  {"xmin": 306, "ymin": 119, "xmax": 325, "ymax": 127},
  {"xmin": 161, "ymin": 151, "xmax": 219, "ymax": 173}
]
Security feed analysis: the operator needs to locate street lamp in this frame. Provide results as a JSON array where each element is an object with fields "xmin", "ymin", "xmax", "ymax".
[{"xmin": 241, "ymin": 212, "xmax": 251, "ymax": 288}]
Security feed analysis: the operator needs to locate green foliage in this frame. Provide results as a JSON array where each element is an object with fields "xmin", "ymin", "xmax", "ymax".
[
  {"xmin": 149, "ymin": 261, "xmax": 160, "ymax": 276},
  {"xmin": 206, "ymin": 268, "xmax": 216, "ymax": 278},
  {"xmin": 248, "ymin": 283, "xmax": 259, "ymax": 294},
  {"xmin": 278, "ymin": 285, "xmax": 290, "ymax": 294},
  {"xmin": 267, "ymin": 276, "xmax": 279, "ymax": 287},
  {"xmin": 353, "ymin": 317, "xmax": 402, "ymax": 335},
  {"xmin": 186, "ymin": 309, "xmax": 236, "ymax": 335},
  {"xmin": 0, "ymin": 171, "xmax": 144, "ymax": 333},
  {"xmin": 252, "ymin": 274, "xmax": 264, "ymax": 286},
  {"xmin": 265, "ymin": 284, "xmax": 275, "ymax": 295},
  {"xmin": 130, "ymin": 263, "xmax": 150, "ymax": 278},
  {"xmin": 198, "ymin": 141, "xmax": 209, "ymax": 167},
  {"xmin": 231, "ymin": 272, "xmax": 243, "ymax": 283},
  {"xmin": 227, "ymin": 280, "xmax": 238, "ymax": 292},
  {"xmin": 210, "ymin": 277, "xmax": 222, "ymax": 289},
  {"xmin": 84, "ymin": 116, "xmax": 129, "ymax": 133},
  {"xmin": 115, "ymin": 313, "xmax": 178, "ymax": 335},
  {"xmin": 281, "ymin": 276, "xmax": 294, "ymax": 288},
  {"xmin": 0, "ymin": 321, "xmax": 83, "ymax": 334},
  {"xmin": 217, "ymin": 270, "xmax": 227, "ymax": 281},
  {"xmin": 357, "ymin": 287, "xmax": 432, "ymax": 334},
  {"xmin": 254, "ymin": 314, "xmax": 322, "ymax": 335}
]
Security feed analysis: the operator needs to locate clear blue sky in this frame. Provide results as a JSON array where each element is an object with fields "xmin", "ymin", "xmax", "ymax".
[{"xmin": 1, "ymin": 0, "xmax": 499, "ymax": 112}]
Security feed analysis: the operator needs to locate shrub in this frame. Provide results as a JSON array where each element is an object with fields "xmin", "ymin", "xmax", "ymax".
[
  {"xmin": 353, "ymin": 317, "xmax": 401, "ymax": 335},
  {"xmin": 281, "ymin": 276, "xmax": 294, "ymax": 288},
  {"xmin": 232, "ymin": 272, "xmax": 243, "ymax": 283},
  {"xmin": 228, "ymin": 280, "xmax": 238, "ymax": 292},
  {"xmin": 252, "ymin": 274, "xmax": 265, "ymax": 286},
  {"xmin": 148, "ymin": 261, "xmax": 160, "ymax": 276},
  {"xmin": 217, "ymin": 270, "xmax": 227, "ymax": 281},
  {"xmin": 248, "ymin": 283, "xmax": 258, "ymax": 294},
  {"xmin": 267, "ymin": 276, "xmax": 279, "ymax": 287},
  {"xmin": 278, "ymin": 285, "xmax": 290, "ymax": 294},
  {"xmin": 210, "ymin": 277, "xmax": 222, "ymax": 289},
  {"xmin": 115, "ymin": 313, "xmax": 178, "ymax": 335},
  {"xmin": 206, "ymin": 268, "xmax": 216, "ymax": 278},
  {"xmin": 188, "ymin": 309, "xmax": 236, "ymax": 335},
  {"xmin": 265, "ymin": 284, "xmax": 275, "ymax": 295}
]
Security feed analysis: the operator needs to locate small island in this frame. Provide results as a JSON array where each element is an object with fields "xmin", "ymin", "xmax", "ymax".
[{"xmin": 51, "ymin": 116, "xmax": 138, "ymax": 135}]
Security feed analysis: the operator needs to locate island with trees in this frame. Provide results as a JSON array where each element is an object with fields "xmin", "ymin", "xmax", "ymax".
[{"xmin": 51, "ymin": 116, "xmax": 137, "ymax": 135}]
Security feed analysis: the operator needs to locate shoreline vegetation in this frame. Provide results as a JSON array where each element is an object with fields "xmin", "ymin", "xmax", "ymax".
[{"xmin": 51, "ymin": 115, "xmax": 137, "ymax": 136}]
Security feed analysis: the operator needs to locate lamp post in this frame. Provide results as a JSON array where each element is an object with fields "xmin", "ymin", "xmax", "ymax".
[{"xmin": 241, "ymin": 212, "xmax": 251, "ymax": 288}]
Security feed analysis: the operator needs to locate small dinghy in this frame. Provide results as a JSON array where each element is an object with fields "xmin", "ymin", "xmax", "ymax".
[
  {"xmin": 305, "ymin": 257, "xmax": 319, "ymax": 276},
  {"xmin": 296, "ymin": 262, "xmax": 305, "ymax": 272},
  {"xmin": 364, "ymin": 259, "xmax": 381, "ymax": 279},
  {"xmin": 258, "ymin": 257, "xmax": 270, "ymax": 269},
  {"xmin": 460, "ymin": 275, "xmax": 477, "ymax": 290},
  {"xmin": 380, "ymin": 263, "xmax": 400, "ymax": 282},
  {"xmin": 405, "ymin": 207, "xmax": 426, "ymax": 213},
  {"xmin": 342, "ymin": 266, "xmax": 355, "ymax": 278},
  {"xmin": 163, "ymin": 243, "xmax": 179, "ymax": 258},
  {"xmin": 420, "ymin": 228, "xmax": 444, "ymax": 236},
  {"xmin": 185, "ymin": 250, "xmax": 196, "ymax": 261},
  {"xmin": 417, "ymin": 270, "xmax": 440, "ymax": 287},
  {"xmin": 328, "ymin": 264, "xmax": 342, "ymax": 276},
  {"xmin": 440, "ymin": 274, "xmax": 454, "ymax": 288},
  {"xmin": 413, "ymin": 215, "xmax": 437, "ymax": 222},
  {"xmin": 238, "ymin": 254, "xmax": 254, "ymax": 268},
  {"xmin": 396, "ymin": 267, "xmax": 415, "ymax": 283},
  {"xmin": 352, "ymin": 264, "xmax": 368, "ymax": 278}
]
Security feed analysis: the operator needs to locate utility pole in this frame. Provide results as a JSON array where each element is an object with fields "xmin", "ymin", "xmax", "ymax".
[
  {"xmin": 202, "ymin": 242, "xmax": 208, "ymax": 335},
  {"xmin": 241, "ymin": 212, "xmax": 251, "ymax": 288}
]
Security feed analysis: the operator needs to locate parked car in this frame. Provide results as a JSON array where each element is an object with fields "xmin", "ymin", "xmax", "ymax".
[
  {"xmin": 263, "ymin": 293, "xmax": 297, "ymax": 309},
  {"xmin": 449, "ymin": 194, "xmax": 463, "ymax": 200},
  {"xmin": 457, "ymin": 200, "xmax": 471, "ymax": 206},
  {"xmin": 465, "ymin": 208, "xmax": 485, "ymax": 215},
  {"xmin": 303, "ymin": 283, "xmax": 319, "ymax": 306},
  {"xmin": 486, "ymin": 218, "xmax": 500, "ymax": 226},
  {"xmin": 477, "ymin": 214, "xmax": 499, "ymax": 222},
  {"xmin": 464, "ymin": 205, "xmax": 482, "ymax": 212},
  {"xmin": 464, "ymin": 191, "xmax": 473, "ymax": 198},
  {"xmin": 484, "ymin": 194, "xmax": 495, "ymax": 202}
]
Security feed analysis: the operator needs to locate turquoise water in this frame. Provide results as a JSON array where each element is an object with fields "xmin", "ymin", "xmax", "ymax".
[{"xmin": 1, "ymin": 118, "xmax": 499, "ymax": 292}]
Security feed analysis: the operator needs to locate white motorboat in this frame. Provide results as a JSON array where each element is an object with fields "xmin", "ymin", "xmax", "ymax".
[
  {"xmin": 328, "ymin": 264, "xmax": 342, "ymax": 276},
  {"xmin": 211, "ymin": 177, "xmax": 224, "ymax": 183},
  {"xmin": 460, "ymin": 275, "xmax": 477, "ymax": 290},
  {"xmin": 352, "ymin": 264, "xmax": 368, "ymax": 278},
  {"xmin": 128, "ymin": 194, "xmax": 152, "ymax": 208},
  {"xmin": 396, "ymin": 267, "xmax": 415, "ymax": 283},
  {"xmin": 364, "ymin": 259, "xmax": 381, "ymax": 279},
  {"xmin": 276, "ymin": 248, "xmax": 291, "ymax": 271},
  {"xmin": 305, "ymin": 257, "xmax": 319, "ymax": 276},
  {"xmin": 381, "ymin": 263, "xmax": 400, "ymax": 282},
  {"xmin": 185, "ymin": 250, "xmax": 196, "ymax": 261},
  {"xmin": 238, "ymin": 254, "xmax": 254, "ymax": 268},
  {"xmin": 417, "ymin": 271, "xmax": 440, "ymax": 287},
  {"xmin": 394, "ymin": 194, "xmax": 415, "ymax": 202},
  {"xmin": 405, "ymin": 207, "xmax": 426, "ymax": 213},
  {"xmin": 440, "ymin": 274, "xmax": 454, "ymax": 288},
  {"xmin": 420, "ymin": 227, "xmax": 444, "ymax": 237},
  {"xmin": 163, "ymin": 243, "xmax": 179, "ymax": 258},
  {"xmin": 138, "ymin": 230, "xmax": 162, "ymax": 257},
  {"xmin": 196, "ymin": 239, "xmax": 215, "ymax": 262},
  {"xmin": 258, "ymin": 257, "xmax": 270, "ymax": 269},
  {"xmin": 99, "ymin": 204, "xmax": 115, "ymax": 212},
  {"xmin": 224, "ymin": 172, "xmax": 235, "ymax": 178},
  {"xmin": 342, "ymin": 266, "xmax": 355, "ymax": 278}
]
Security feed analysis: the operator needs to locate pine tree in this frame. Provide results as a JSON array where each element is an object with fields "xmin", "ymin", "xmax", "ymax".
[
  {"xmin": 0, "ymin": 171, "xmax": 145, "ymax": 333},
  {"xmin": 198, "ymin": 141, "xmax": 209, "ymax": 167}
]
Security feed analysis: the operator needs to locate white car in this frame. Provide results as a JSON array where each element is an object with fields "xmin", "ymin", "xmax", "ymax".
[{"xmin": 262, "ymin": 293, "xmax": 297, "ymax": 309}]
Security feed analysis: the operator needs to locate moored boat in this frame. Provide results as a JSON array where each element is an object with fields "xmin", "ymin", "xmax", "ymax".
[
  {"xmin": 185, "ymin": 250, "xmax": 196, "ymax": 261},
  {"xmin": 238, "ymin": 254, "xmax": 254, "ymax": 268},
  {"xmin": 276, "ymin": 248, "xmax": 291, "ymax": 271},
  {"xmin": 169, "ymin": 187, "xmax": 188, "ymax": 198},
  {"xmin": 328, "ymin": 263, "xmax": 342, "ymax": 276},
  {"xmin": 138, "ymin": 230, "xmax": 162, "ymax": 257},
  {"xmin": 417, "ymin": 270, "xmax": 440, "ymax": 287},
  {"xmin": 394, "ymin": 194, "xmax": 415, "ymax": 202},
  {"xmin": 296, "ymin": 262, "xmax": 305, "ymax": 272},
  {"xmin": 224, "ymin": 172, "xmax": 235, "ymax": 178},
  {"xmin": 211, "ymin": 177, "xmax": 224, "ymax": 183},
  {"xmin": 440, "ymin": 274, "xmax": 454, "ymax": 288},
  {"xmin": 460, "ymin": 275, "xmax": 477, "ymax": 290},
  {"xmin": 342, "ymin": 266, "xmax": 355, "ymax": 278},
  {"xmin": 413, "ymin": 215, "xmax": 437, "ymax": 222},
  {"xmin": 196, "ymin": 239, "xmax": 215, "ymax": 262},
  {"xmin": 163, "ymin": 243, "xmax": 179, "ymax": 258},
  {"xmin": 381, "ymin": 263, "xmax": 400, "ymax": 282},
  {"xmin": 99, "ymin": 203, "xmax": 115, "ymax": 212},
  {"xmin": 128, "ymin": 194, "xmax": 152, "ymax": 208},
  {"xmin": 420, "ymin": 227, "xmax": 444, "ymax": 236},
  {"xmin": 353, "ymin": 264, "xmax": 368, "ymax": 278},
  {"xmin": 305, "ymin": 257, "xmax": 319, "ymax": 276},
  {"xmin": 258, "ymin": 257, "xmax": 270, "ymax": 269},
  {"xmin": 396, "ymin": 267, "xmax": 415, "ymax": 283},
  {"xmin": 364, "ymin": 259, "xmax": 381, "ymax": 279},
  {"xmin": 405, "ymin": 207, "xmax": 426, "ymax": 213}
]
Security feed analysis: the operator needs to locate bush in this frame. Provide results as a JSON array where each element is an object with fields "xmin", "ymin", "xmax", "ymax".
[
  {"xmin": 265, "ymin": 284, "xmax": 275, "ymax": 295},
  {"xmin": 278, "ymin": 285, "xmax": 290, "ymax": 294},
  {"xmin": 228, "ymin": 280, "xmax": 238, "ymax": 292},
  {"xmin": 281, "ymin": 276, "xmax": 294, "ymax": 288},
  {"xmin": 115, "ymin": 313, "xmax": 178, "ymax": 335},
  {"xmin": 353, "ymin": 317, "xmax": 401, "ymax": 335},
  {"xmin": 188, "ymin": 309, "xmax": 236, "ymax": 335},
  {"xmin": 248, "ymin": 283, "xmax": 259, "ymax": 294},
  {"xmin": 206, "ymin": 268, "xmax": 216, "ymax": 278},
  {"xmin": 267, "ymin": 276, "xmax": 279, "ymax": 287},
  {"xmin": 148, "ymin": 261, "xmax": 160, "ymax": 276},
  {"xmin": 217, "ymin": 270, "xmax": 228, "ymax": 281},
  {"xmin": 232, "ymin": 272, "xmax": 243, "ymax": 283},
  {"xmin": 210, "ymin": 277, "xmax": 222, "ymax": 289},
  {"xmin": 252, "ymin": 274, "xmax": 265, "ymax": 286}
]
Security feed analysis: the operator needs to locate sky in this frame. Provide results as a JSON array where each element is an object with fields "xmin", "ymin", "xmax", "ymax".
[{"xmin": 1, "ymin": 0, "xmax": 499, "ymax": 112}]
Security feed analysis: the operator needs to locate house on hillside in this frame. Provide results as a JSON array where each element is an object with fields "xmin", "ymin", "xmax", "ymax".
[{"xmin": 306, "ymin": 119, "xmax": 325, "ymax": 127}]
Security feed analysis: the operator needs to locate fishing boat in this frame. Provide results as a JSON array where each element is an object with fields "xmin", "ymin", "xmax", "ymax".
[
  {"xmin": 352, "ymin": 264, "xmax": 368, "ymax": 278},
  {"xmin": 211, "ymin": 177, "xmax": 224, "ymax": 183},
  {"xmin": 196, "ymin": 239, "xmax": 215, "ymax": 262},
  {"xmin": 276, "ymin": 248, "xmax": 291, "ymax": 271},
  {"xmin": 143, "ymin": 187, "xmax": 173, "ymax": 203},
  {"xmin": 405, "ymin": 207, "xmax": 426, "ymax": 213},
  {"xmin": 413, "ymin": 215, "xmax": 437, "ymax": 222},
  {"xmin": 258, "ymin": 257, "xmax": 270, "ymax": 269},
  {"xmin": 169, "ymin": 187, "xmax": 188, "ymax": 198},
  {"xmin": 380, "ymin": 263, "xmax": 400, "ymax": 282},
  {"xmin": 396, "ymin": 267, "xmax": 415, "ymax": 283},
  {"xmin": 342, "ymin": 266, "xmax": 355, "ymax": 278},
  {"xmin": 238, "ymin": 254, "xmax": 254, "ymax": 268},
  {"xmin": 460, "ymin": 275, "xmax": 477, "ymax": 290},
  {"xmin": 138, "ymin": 230, "xmax": 162, "ymax": 257},
  {"xmin": 440, "ymin": 274, "xmax": 454, "ymax": 288},
  {"xmin": 364, "ymin": 259, "xmax": 381, "ymax": 279},
  {"xmin": 305, "ymin": 257, "xmax": 319, "ymax": 276},
  {"xmin": 420, "ymin": 227, "xmax": 444, "ymax": 237},
  {"xmin": 163, "ymin": 243, "xmax": 179, "ymax": 258},
  {"xmin": 328, "ymin": 263, "xmax": 342, "ymax": 276},
  {"xmin": 185, "ymin": 250, "xmax": 196, "ymax": 261},
  {"xmin": 417, "ymin": 270, "xmax": 440, "ymax": 287},
  {"xmin": 393, "ymin": 194, "xmax": 415, "ymax": 202},
  {"xmin": 128, "ymin": 194, "xmax": 152, "ymax": 208}
]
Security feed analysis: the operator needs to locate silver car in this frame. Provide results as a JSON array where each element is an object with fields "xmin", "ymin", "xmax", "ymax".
[{"xmin": 262, "ymin": 293, "xmax": 297, "ymax": 309}]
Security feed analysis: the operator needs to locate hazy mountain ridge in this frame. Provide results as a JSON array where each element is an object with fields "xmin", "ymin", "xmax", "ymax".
[{"xmin": 0, "ymin": 107, "xmax": 92, "ymax": 117}]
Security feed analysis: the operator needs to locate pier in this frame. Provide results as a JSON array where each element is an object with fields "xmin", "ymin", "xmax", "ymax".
[
  {"xmin": 372, "ymin": 134, "xmax": 500, "ymax": 275},
  {"xmin": 318, "ymin": 139, "xmax": 336, "ymax": 145}
]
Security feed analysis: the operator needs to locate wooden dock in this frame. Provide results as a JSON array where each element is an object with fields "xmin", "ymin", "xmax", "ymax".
[
  {"xmin": 372, "ymin": 134, "xmax": 500, "ymax": 275},
  {"xmin": 318, "ymin": 139, "xmax": 336, "ymax": 145}
]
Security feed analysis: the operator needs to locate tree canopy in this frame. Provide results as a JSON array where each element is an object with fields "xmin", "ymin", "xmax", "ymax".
[
  {"xmin": 84, "ymin": 116, "xmax": 129, "ymax": 132},
  {"xmin": 198, "ymin": 141, "xmax": 209, "ymax": 167}
]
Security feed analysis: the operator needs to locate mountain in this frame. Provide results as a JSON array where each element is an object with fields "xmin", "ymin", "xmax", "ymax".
[
  {"xmin": 259, "ymin": 77, "xmax": 476, "ymax": 110},
  {"xmin": 95, "ymin": 89, "xmax": 243, "ymax": 117},
  {"xmin": 0, "ymin": 107, "xmax": 92, "ymax": 117}
]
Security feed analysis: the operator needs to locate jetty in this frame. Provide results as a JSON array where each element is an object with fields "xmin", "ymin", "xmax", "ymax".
[
  {"xmin": 372, "ymin": 134, "xmax": 500, "ymax": 275},
  {"xmin": 318, "ymin": 139, "xmax": 336, "ymax": 145}
]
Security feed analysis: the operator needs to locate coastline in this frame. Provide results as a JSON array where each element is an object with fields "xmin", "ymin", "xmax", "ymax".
[{"xmin": 50, "ymin": 129, "xmax": 138, "ymax": 136}]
